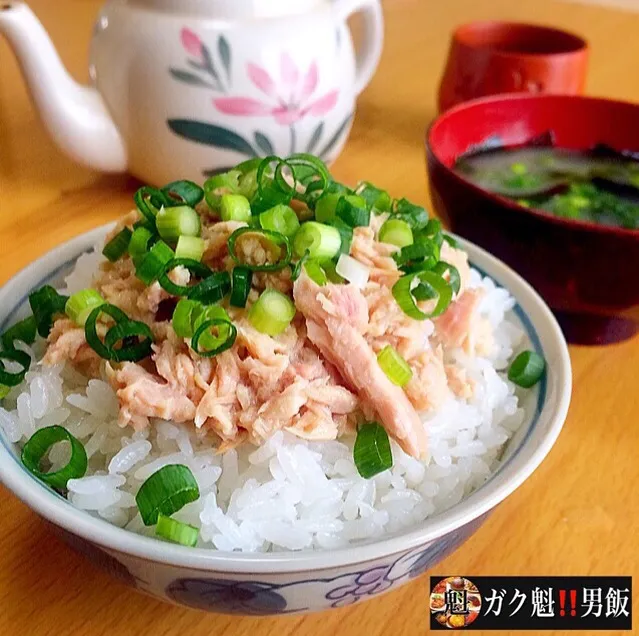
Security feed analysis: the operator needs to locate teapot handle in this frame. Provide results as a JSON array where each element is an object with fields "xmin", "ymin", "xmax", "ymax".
[{"xmin": 335, "ymin": 0, "xmax": 384, "ymax": 95}]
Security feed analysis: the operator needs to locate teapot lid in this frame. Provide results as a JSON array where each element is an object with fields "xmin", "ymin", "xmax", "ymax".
[{"xmin": 131, "ymin": 0, "xmax": 328, "ymax": 19}]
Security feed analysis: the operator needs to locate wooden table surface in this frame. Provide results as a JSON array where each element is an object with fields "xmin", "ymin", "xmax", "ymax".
[{"xmin": 1, "ymin": 1, "xmax": 637, "ymax": 634}]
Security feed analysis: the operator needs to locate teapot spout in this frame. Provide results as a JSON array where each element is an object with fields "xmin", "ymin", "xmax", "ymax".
[{"xmin": 0, "ymin": 2, "xmax": 127, "ymax": 173}]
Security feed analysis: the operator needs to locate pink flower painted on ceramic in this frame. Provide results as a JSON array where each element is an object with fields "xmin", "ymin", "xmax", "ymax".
[
  {"xmin": 214, "ymin": 54, "xmax": 338, "ymax": 126},
  {"xmin": 181, "ymin": 28, "xmax": 204, "ymax": 59}
]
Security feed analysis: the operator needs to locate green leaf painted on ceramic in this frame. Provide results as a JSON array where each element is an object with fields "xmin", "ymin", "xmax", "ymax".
[
  {"xmin": 306, "ymin": 122, "xmax": 324, "ymax": 154},
  {"xmin": 201, "ymin": 45, "xmax": 219, "ymax": 81},
  {"xmin": 218, "ymin": 36, "xmax": 232, "ymax": 82},
  {"xmin": 319, "ymin": 113, "xmax": 353, "ymax": 161},
  {"xmin": 254, "ymin": 131, "xmax": 275, "ymax": 156},
  {"xmin": 168, "ymin": 120, "xmax": 257, "ymax": 157},
  {"xmin": 169, "ymin": 69, "xmax": 216, "ymax": 89},
  {"xmin": 187, "ymin": 60, "xmax": 206, "ymax": 72}
]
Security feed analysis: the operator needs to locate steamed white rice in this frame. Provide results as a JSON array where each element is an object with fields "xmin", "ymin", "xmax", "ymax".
[{"xmin": 0, "ymin": 248, "xmax": 527, "ymax": 552}]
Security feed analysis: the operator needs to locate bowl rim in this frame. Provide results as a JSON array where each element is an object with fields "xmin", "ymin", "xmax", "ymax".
[
  {"xmin": 0, "ymin": 226, "xmax": 572, "ymax": 574},
  {"xmin": 452, "ymin": 21, "xmax": 588, "ymax": 59},
  {"xmin": 426, "ymin": 92, "xmax": 639, "ymax": 240}
]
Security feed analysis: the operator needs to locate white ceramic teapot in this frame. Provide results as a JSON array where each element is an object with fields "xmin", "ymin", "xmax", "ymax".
[{"xmin": 0, "ymin": 0, "xmax": 383, "ymax": 185}]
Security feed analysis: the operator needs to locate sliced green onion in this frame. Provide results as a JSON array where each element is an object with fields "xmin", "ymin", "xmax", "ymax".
[
  {"xmin": 1, "ymin": 316, "xmax": 37, "ymax": 350},
  {"xmin": 378, "ymin": 219, "xmax": 414, "ymax": 248},
  {"xmin": 293, "ymin": 222, "xmax": 341, "ymax": 261},
  {"xmin": 29, "ymin": 286, "xmax": 69, "ymax": 338},
  {"xmin": 191, "ymin": 316, "xmax": 237, "ymax": 358},
  {"xmin": 442, "ymin": 234, "xmax": 459, "ymax": 249},
  {"xmin": 392, "ymin": 271, "xmax": 453, "ymax": 320},
  {"xmin": 65, "ymin": 289, "xmax": 105, "ymax": 327},
  {"xmin": 135, "ymin": 241, "xmax": 175, "ymax": 285},
  {"xmin": 134, "ymin": 186, "xmax": 167, "ymax": 224},
  {"xmin": 162, "ymin": 180, "xmax": 204, "ymax": 208},
  {"xmin": 0, "ymin": 385, "xmax": 10, "ymax": 400},
  {"xmin": 248, "ymin": 289, "xmax": 296, "ymax": 336},
  {"xmin": 204, "ymin": 170, "xmax": 241, "ymax": 209},
  {"xmin": 136, "ymin": 464, "xmax": 200, "ymax": 526},
  {"xmin": 356, "ymin": 182, "xmax": 392, "ymax": 213},
  {"xmin": 187, "ymin": 271, "xmax": 231, "ymax": 304},
  {"xmin": 315, "ymin": 193, "xmax": 341, "ymax": 223},
  {"xmin": 172, "ymin": 299, "xmax": 202, "ymax": 338},
  {"xmin": 192, "ymin": 304, "xmax": 231, "ymax": 333},
  {"xmin": 287, "ymin": 153, "xmax": 330, "ymax": 185},
  {"xmin": 191, "ymin": 321, "xmax": 236, "ymax": 359},
  {"xmin": 175, "ymin": 236, "xmax": 205, "ymax": 262},
  {"xmin": 412, "ymin": 281, "xmax": 438, "ymax": 302},
  {"xmin": 133, "ymin": 219, "xmax": 155, "ymax": 231},
  {"xmin": 102, "ymin": 227, "xmax": 132, "ymax": 262},
  {"xmin": 325, "ymin": 181, "xmax": 352, "ymax": 196},
  {"xmin": 230, "ymin": 266, "xmax": 252, "ymax": 308},
  {"xmin": 173, "ymin": 301, "xmax": 234, "ymax": 347},
  {"xmin": 220, "ymin": 193, "xmax": 252, "ymax": 223},
  {"xmin": 336, "ymin": 194, "xmax": 370, "ymax": 227},
  {"xmin": 322, "ymin": 260, "xmax": 346, "ymax": 284},
  {"xmin": 394, "ymin": 239, "xmax": 440, "ymax": 271},
  {"xmin": 353, "ymin": 422, "xmax": 393, "ymax": 478},
  {"xmin": 256, "ymin": 156, "xmax": 294, "ymax": 208},
  {"xmin": 85, "ymin": 303, "xmax": 153, "ymax": 362},
  {"xmin": 84, "ymin": 303, "xmax": 128, "ymax": 360},
  {"xmin": 421, "ymin": 219, "xmax": 444, "ymax": 247},
  {"xmin": 21, "ymin": 425, "xmax": 87, "ymax": 490},
  {"xmin": 272, "ymin": 159, "xmax": 299, "ymax": 198},
  {"xmin": 156, "ymin": 206, "xmax": 201, "ymax": 243},
  {"xmin": 158, "ymin": 258, "xmax": 212, "ymax": 296},
  {"xmin": 393, "ymin": 198, "xmax": 429, "ymax": 229},
  {"xmin": 432, "ymin": 261, "xmax": 461, "ymax": 296},
  {"xmin": 508, "ymin": 350, "xmax": 546, "ymax": 388},
  {"xmin": 259, "ymin": 205, "xmax": 300, "ymax": 238},
  {"xmin": 238, "ymin": 169, "xmax": 258, "ymax": 200},
  {"xmin": 103, "ymin": 319, "xmax": 154, "ymax": 362},
  {"xmin": 156, "ymin": 514, "xmax": 199, "ymax": 547},
  {"xmin": 286, "ymin": 153, "xmax": 330, "ymax": 203},
  {"xmin": 377, "ymin": 345, "xmax": 413, "ymax": 387},
  {"xmin": 291, "ymin": 250, "xmax": 310, "ymax": 282},
  {"xmin": 304, "ymin": 260, "xmax": 328, "ymax": 286},
  {"xmin": 0, "ymin": 349, "xmax": 32, "ymax": 387},
  {"xmin": 327, "ymin": 218, "xmax": 354, "ymax": 255},
  {"xmin": 128, "ymin": 226, "xmax": 155, "ymax": 265},
  {"xmin": 228, "ymin": 227, "xmax": 292, "ymax": 272},
  {"xmin": 204, "ymin": 170, "xmax": 241, "ymax": 193},
  {"xmin": 235, "ymin": 158, "xmax": 262, "ymax": 174}
]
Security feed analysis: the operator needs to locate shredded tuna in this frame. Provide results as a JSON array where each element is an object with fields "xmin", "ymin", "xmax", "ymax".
[
  {"xmin": 351, "ymin": 225, "xmax": 400, "ymax": 286},
  {"xmin": 294, "ymin": 272, "xmax": 428, "ymax": 459},
  {"xmin": 404, "ymin": 347, "xmax": 451, "ymax": 411},
  {"xmin": 43, "ymin": 318, "xmax": 102, "ymax": 377},
  {"xmin": 445, "ymin": 364, "xmax": 476, "ymax": 399},
  {"xmin": 44, "ymin": 207, "xmax": 499, "ymax": 453},
  {"xmin": 202, "ymin": 220, "xmax": 247, "ymax": 267},
  {"xmin": 433, "ymin": 288, "xmax": 484, "ymax": 351},
  {"xmin": 94, "ymin": 258, "xmax": 148, "ymax": 321},
  {"xmin": 362, "ymin": 282, "xmax": 432, "ymax": 361},
  {"xmin": 109, "ymin": 362, "xmax": 197, "ymax": 430},
  {"xmin": 440, "ymin": 241, "xmax": 471, "ymax": 295}
]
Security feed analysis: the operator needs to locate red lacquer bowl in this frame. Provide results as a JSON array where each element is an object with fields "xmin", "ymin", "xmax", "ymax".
[
  {"xmin": 438, "ymin": 22, "xmax": 588, "ymax": 112},
  {"xmin": 426, "ymin": 93, "xmax": 639, "ymax": 345}
]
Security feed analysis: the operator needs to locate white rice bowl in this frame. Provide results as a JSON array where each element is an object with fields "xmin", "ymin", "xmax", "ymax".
[{"xmin": 0, "ymin": 244, "xmax": 530, "ymax": 553}]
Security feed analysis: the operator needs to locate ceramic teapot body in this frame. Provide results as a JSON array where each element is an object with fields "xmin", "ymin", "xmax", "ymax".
[{"xmin": 0, "ymin": 0, "xmax": 383, "ymax": 184}]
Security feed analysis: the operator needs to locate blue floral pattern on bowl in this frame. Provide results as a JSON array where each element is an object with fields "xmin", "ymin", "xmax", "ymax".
[{"xmin": 163, "ymin": 516, "xmax": 486, "ymax": 614}]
